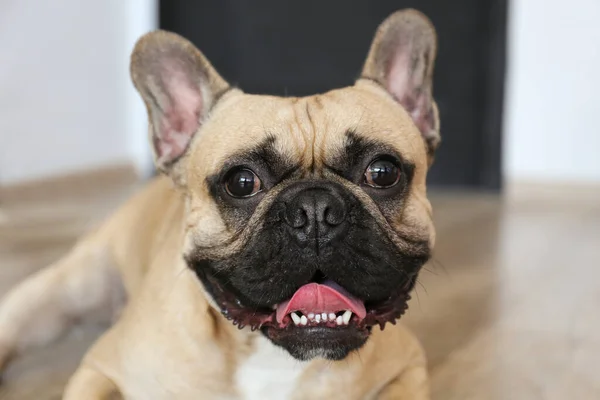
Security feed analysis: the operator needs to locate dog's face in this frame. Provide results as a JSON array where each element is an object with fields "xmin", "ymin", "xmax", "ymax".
[{"xmin": 131, "ymin": 9, "xmax": 440, "ymax": 361}]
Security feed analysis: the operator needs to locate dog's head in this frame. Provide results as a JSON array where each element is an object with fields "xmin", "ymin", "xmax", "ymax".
[{"xmin": 131, "ymin": 9, "xmax": 439, "ymax": 361}]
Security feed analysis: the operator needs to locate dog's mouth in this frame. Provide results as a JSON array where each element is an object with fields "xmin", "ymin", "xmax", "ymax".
[{"xmin": 202, "ymin": 270, "xmax": 412, "ymax": 334}]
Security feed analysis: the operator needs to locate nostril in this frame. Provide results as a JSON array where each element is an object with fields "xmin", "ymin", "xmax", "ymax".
[
  {"xmin": 324, "ymin": 205, "xmax": 346, "ymax": 226},
  {"xmin": 287, "ymin": 207, "xmax": 308, "ymax": 228},
  {"xmin": 282, "ymin": 188, "xmax": 347, "ymax": 237}
]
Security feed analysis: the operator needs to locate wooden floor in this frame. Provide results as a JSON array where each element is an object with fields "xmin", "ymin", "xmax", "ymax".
[{"xmin": 1, "ymin": 174, "xmax": 599, "ymax": 400}]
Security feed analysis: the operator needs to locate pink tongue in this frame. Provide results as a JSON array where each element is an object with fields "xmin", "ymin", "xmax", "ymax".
[{"xmin": 276, "ymin": 280, "xmax": 366, "ymax": 323}]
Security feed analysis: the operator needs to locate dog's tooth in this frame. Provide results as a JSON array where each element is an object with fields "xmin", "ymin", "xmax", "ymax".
[
  {"xmin": 328, "ymin": 313, "xmax": 336, "ymax": 321},
  {"xmin": 321, "ymin": 312, "xmax": 327, "ymax": 321},
  {"xmin": 308, "ymin": 313, "xmax": 315, "ymax": 320},
  {"xmin": 300, "ymin": 315, "xmax": 308, "ymax": 326},
  {"xmin": 342, "ymin": 310, "xmax": 352, "ymax": 325},
  {"xmin": 290, "ymin": 312, "xmax": 301, "ymax": 325},
  {"xmin": 336, "ymin": 315, "xmax": 343, "ymax": 325},
  {"xmin": 315, "ymin": 314, "xmax": 321, "ymax": 323}
]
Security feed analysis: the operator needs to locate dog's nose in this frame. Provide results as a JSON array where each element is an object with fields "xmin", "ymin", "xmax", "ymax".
[{"xmin": 284, "ymin": 188, "xmax": 348, "ymax": 245}]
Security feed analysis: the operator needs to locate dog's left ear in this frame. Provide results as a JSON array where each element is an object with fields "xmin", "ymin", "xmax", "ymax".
[
  {"xmin": 130, "ymin": 30, "xmax": 231, "ymax": 183},
  {"xmin": 361, "ymin": 9, "xmax": 440, "ymax": 161}
]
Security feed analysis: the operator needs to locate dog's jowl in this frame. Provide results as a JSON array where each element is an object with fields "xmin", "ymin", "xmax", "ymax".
[{"xmin": 0, "ymin": 9, "xmax": 440, "ymax": 400}]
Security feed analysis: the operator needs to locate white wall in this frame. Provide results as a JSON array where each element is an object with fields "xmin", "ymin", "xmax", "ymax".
[
  {"xmin": 504, "ymin": 0, "xmax": 600, "ymax": 184},
  {"xmin": 0, "ymin": 0, "xmax": 156, "ymax": 185}
]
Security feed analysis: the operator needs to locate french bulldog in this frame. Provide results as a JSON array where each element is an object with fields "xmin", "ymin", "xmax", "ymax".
[{"xmin": 0, "ymin": 8, "xmax": 440, "ymax": 399}]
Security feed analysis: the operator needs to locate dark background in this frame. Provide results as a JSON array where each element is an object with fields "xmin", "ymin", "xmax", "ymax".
[{"xmin": 160, "ymin": 1, "xmax": 507, "ymax": 190}]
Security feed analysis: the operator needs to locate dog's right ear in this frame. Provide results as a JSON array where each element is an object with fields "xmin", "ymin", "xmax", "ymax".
[{"xmin": 130, "ymin": 30, "xmax": 231, "ymax": 183}]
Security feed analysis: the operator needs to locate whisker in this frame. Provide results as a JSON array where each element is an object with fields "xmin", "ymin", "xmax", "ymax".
[
  {"xmin": 413, "ymin": 284, "xmax": 423, "ymax": 312},
  {"xmin": 421, "ymin": 265, "xmax": 437, "ymax": 275},
  {"xmin": 416, "ymin": 278, "xmax": 428, "ymax": 296},
  {"xmin": 430, "ymin": 257, "xmax": 449, "ymax": 275}
]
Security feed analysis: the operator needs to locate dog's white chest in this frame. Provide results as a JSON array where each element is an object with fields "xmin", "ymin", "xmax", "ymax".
[{"xmin": 235, "ymin": 336, "xmax": 308, "ymax": 400}]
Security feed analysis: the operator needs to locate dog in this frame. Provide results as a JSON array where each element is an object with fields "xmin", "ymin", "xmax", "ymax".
[{"xmin": 0, "ymin": 9, "xmax": 440, "ymax": 399}]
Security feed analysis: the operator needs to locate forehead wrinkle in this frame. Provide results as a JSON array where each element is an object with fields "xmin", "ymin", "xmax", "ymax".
[
  {"xmin": 304, "ymin": 96, "xmax": 330, "ymax": 175},
  {"xmin": 288, "ymin": 98, "xmax": 318, "ymax": 173},
  {"xmin": 290, "ymin": 101, "xmax": 310, "ymax": 167}
]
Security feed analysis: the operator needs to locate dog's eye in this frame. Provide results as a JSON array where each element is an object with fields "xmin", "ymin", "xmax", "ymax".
[
  {"xmin": 225, "ymin": 168, "xmax": 262, "ymax": 198},
  {"xmin": 364, "ymin": 158, "xmax": 401, "ymax": 188}
]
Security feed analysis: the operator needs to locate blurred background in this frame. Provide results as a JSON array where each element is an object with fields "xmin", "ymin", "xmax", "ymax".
[
  {"xmin": 0, "ymin": 1, "xmax": 599, "ymax": 399},
  {"xmin": 2, "ymin": 0, "xmax": 599, "ymax": 189}
]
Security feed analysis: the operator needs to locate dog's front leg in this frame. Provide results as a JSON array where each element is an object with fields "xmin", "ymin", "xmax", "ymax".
[
  {"xmin": 376, "ymin": 364, "xmax": 430, "ymax": 400},
  {"xmin": 63, "ymin": 365, "xmax": 122, "ymax": 399},
  {"xmin": 373, "ymin": 324, "xmax": 431, "ymax": 400},
  {"xmin": 0, "ymin": 235, "xmax": 124, "ymax": 371}
]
